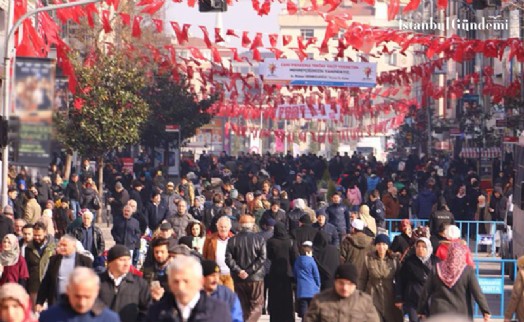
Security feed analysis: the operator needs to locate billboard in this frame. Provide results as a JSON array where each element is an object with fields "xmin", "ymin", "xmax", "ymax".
[
  {"xmin": 259, "ymin": 59, "xmax": 377, "ymax": 87},
  {"xmin": 14, "ymin": 57, "xmax": 56, "ymax": 166},
  {"xmin": 276, "ymin": 103, "xmax": 340, "ymax": 121}
]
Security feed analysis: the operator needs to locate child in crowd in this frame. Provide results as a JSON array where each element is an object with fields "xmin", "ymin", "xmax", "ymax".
[{"xmin": 293, "ymin": 240, "xmax": 321, "ymax": 318}]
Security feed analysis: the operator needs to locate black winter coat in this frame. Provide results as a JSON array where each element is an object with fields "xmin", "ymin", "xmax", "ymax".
[
  {"xmin": 72, "ymin": 225, "xmax": 105, "ymax": 257},
  {"xmin": 326, "ymin": 203, "xmax": 350, "ymax": 235},
  {"xmin": 98, "ymin": 270, "xmax": 151, "ymax": 322},
  {"xmin": 36, "ymin": 253, "xmax": 93, "ymax": 306},
  {"xmin": 145, "ymin": 291, "xmax": 231, "ymax": 322},
  {"xmin": 225, "ymin": 229, "xmax": 267, "ymax": 282},
  {"xmin": 395, "ymin": 254, "xmax": 439, "ymax": 308}
]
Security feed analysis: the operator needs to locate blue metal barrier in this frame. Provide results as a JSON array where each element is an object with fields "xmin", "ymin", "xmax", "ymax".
[
  {"xmin": 472, "ymin": 258, "xmax": 518, "ymax": 319},
  {"xmin": 385, "ymin": 219, "xmax": 505, "ymax": 256}
]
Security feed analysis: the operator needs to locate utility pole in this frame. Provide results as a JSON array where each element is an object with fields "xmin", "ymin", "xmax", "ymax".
[{"xmin": 1, "ymin": 0, "xmax": 103, "ymax": 207}]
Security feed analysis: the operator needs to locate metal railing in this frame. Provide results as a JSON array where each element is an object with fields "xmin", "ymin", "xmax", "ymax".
[
  {"xmin": 472, "ymin": 258, "xmax": 518, "ymax": 319},
  {"xmin": 385, "ymin": 219, "xmax": 505, "ymax": 257}
]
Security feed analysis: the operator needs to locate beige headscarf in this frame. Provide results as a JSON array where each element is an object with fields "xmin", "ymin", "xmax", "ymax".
[
  {"xmin": 359, "ymin": 204, "xmax": 377, "ymax": 235},
  {"xmin": 0, "ymin": 234, "xmax": 19, "ymax": 266},
  {"xmin": 0, "ymin": 283, "xmax": 36, "ymax": 322}
]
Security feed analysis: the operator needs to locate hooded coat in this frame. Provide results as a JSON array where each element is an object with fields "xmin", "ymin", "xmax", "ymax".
[
  {"xmin": 266, "ymin": 222, "xmax": 297, "ymax": 322},
  {"xmin": 340, "ymin": 232, "xmax": 374, "ymax": 290},
  {"xmin": 312, "ymin": 231, "xmax": 339, "ymax": 290}
]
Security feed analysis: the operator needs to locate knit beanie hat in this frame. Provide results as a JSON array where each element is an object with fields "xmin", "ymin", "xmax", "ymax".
[
  {"xmin": 334, "ymin": 263, "xmax": 359, "ymax": 284},
  {"xmin": 374, "ymin": 234, "xmax": 391, "ymax": 246},
  {"xmin": 107, "ymin": 245, "xmax": 131, "ymax": 262}
]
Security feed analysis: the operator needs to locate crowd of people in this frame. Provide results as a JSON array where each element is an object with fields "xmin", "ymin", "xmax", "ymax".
[{"xmin": 0, "ymin": 149, "xmax": 517, "ymax": 322}]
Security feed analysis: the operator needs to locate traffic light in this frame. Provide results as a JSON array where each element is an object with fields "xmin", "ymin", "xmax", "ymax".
[
  {"xmin": 7, "ymin": 116, "xmax": 20, "ymax": 145},
  {"xmin": 199, "ymin": 0, "xmax": 227, "ymax": 12}
]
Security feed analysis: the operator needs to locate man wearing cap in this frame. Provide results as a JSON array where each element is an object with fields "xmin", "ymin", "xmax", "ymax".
[
  {"xmin": 108, "ymin": 181, "xmax": 130, "ymax": 219},
  {"xmin": 313, "ymin": 210, "xmax": 339, "ymax": 246},
  {"xmin": 144, "ymin": 222, "xmax": 177, "ymax": 266},
  {"xmin": 326, "ymin": 193, "xmax": 350, "ymax": 244},
  {"xmin": 98, "ymin": 245, "xmax": 151, "ymax": 322},
  {"xmin": 340, "ymin": 219, "xmax": 374, "ymax": 290},
  {"xmin": 202, "ymin": 260, "xmax": 243, "ymax": 322},
  {"xmin": 0, "ymin": 205, "xmax": 14, "ymax": 242},
  {"xmin": 203, "ymin": 216, "xmax": 235, "ymax": 291},
  {"xmin": 304, "ymin": 263, "xmax": 380, "ymax": 322},
  {"xmin": 225, "ymin": 215, "xmax": 266, "ymax": 322},
  {"xmin": 260, "ymin": 200, "xmax": 287, "ymax": 228}
]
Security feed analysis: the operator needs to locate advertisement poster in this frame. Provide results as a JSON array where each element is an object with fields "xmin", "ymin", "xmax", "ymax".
[
  {"xmin": 259, "ymin": 59, "xmax": 377, "ymax": 87},
  {"xmin": 14, "ymin": 57, "xmax": 56, "ymax": 166}
]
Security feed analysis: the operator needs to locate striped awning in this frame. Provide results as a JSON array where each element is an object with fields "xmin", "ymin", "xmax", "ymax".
[{"xmin": 459, "ymin": 147, "xmax": 501, "ymax": 159}]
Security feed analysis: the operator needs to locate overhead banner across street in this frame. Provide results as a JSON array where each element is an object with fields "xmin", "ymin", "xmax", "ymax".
[
  {"xmin": 259, "ymin": 59, "xmax": 377, "ymax": 87},
  {"xmin": 275, "ymin": 103, "xmax": 341, "ymax": 120}
]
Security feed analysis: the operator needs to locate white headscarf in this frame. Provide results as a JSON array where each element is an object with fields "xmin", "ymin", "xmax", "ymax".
[{"xmin": 416, "ymin": 237, "xmax": 433, "ymax": 264}]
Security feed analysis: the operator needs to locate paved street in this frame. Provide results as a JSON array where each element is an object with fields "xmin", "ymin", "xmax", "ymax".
[{"xmin": 99, "ymin": 224, "xmax": 505, "ymax": 321}]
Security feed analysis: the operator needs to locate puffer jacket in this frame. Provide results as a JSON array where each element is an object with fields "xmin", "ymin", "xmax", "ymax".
[
  {"xmin": 225, "ymin": 229, "xmax": 267, "ymax": 282},
  {"xmin": 303, "ymin": 288, "xmax": 380, "ymax": 322},
  {"xmin": 340, "ymin": 232, "xmax": 374, "ymax": 290}
]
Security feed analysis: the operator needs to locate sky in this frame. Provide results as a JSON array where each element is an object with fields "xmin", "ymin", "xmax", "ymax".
[{"xmin": 165, "ymin": 0, "xmax": 285, "ymax": 48}]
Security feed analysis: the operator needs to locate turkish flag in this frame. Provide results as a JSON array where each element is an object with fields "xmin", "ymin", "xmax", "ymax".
[{"xmin": 132, "ymin": 16, "xmax": 143, "ymax": 38}]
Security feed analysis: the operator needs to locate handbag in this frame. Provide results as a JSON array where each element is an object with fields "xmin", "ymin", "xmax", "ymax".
[{"xmin": 92, "ymin": 196, "xmax": 101, "ymax": 210}]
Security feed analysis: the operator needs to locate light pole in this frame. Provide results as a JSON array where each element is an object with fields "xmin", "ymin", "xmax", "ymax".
[{"xmin": 1, "ymin": 0, "xmax": 103, "ymax": 207}]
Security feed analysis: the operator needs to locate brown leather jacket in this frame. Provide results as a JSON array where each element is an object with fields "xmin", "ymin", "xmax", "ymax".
[
  {"xmin": 505, "ymin": 270, "xmax": 524, "ymax": 321},
  {"xmin": 202, "ymin": 231, "xmax": 234, "ymax": 261}
]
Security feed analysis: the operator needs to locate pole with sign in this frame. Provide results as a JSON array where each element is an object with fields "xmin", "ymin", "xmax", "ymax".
[{"xmin": 165, "ymin": 125, "xmax": 181, "ymax": 178}]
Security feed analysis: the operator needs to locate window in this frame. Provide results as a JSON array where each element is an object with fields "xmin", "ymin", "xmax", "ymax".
[
  {"xmin": 300, "ymin": 28, "xmax": 314, "ymax": 40},
  {"xmin": 332, "ymin": 29, "xmax": 345, "ymax": 40}
]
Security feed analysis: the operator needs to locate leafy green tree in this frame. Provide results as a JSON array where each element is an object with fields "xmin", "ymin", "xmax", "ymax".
[
  {"xmin": 140, "ymin": 73, "xmax": 217, "ymax": 158},
  {"xmin": 54, "ymin": 51, "xmax": 150, "ymax": 199}
]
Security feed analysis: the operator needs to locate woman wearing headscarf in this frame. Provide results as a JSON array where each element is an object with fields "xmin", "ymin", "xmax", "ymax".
[
  {"xmin": 0, "ymin": 283, "xmax": 37, "ymax": 322},
  {"xmin": 395, "ymin": 237, "xmax": 439, "ymax": 322},
  {"xmin": 266, "ymin": 222, "xmax": 298, "ymax": 322},
  {"xmin": 0, "ymin": 234, "xmax": 28, "ymax": 287},
  {"xmin": 418, "ymin": 242, "xmax": 490, "ymax": 321},
  {"xmin": 361, "ymin": 234, "xmax": 403, "ymax": 322},
  {"xmin": 504, "ymin": 255, "xmax": 524, "ymax": 322},
  {"xmin": 391, "ymin": 219, "xmax": 413, "ymax": 257},
  {"xmin": 312, "ymin": 230, "xmax": 339, "ymax": 290}
]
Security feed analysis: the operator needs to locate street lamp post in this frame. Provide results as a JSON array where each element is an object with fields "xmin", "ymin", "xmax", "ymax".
[{"xmin": 1, "ymin": 0, "xmax": 103, "ymax": 207}]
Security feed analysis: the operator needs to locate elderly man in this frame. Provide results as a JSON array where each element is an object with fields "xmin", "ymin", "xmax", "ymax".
[
  {"xmin": 13, "ymin": 218, "xmax": 25, "ymax": 240},
  {"xmin": 202, "ymin": 260, "xmax": 243, "ymax": 322},
  {"xmin": 203, "ymin": 216, "xmax": 235, "ymax": 291},
  {"xmin": 111, "ymin": 205, "xmax": 141, "ymax": 260},
  {"xmin": 35, "ymin": 234, "xmax": 93, "ymax": 310},
  {"xmin": 145, "ymin": 255, "xmax": 231, "ymax": 322},
  {"xmin": 99, "ymin": 245, "xmax": 151, "ymax": 322},
  {"xmin": 39, "ymin": 267, "xmax": 120, "ymax": 321},
  {"xmin": 304, "ymin": 263, "xmax": 380, "ymax": 322},
  {"xmin": 72, "ymin": 209, "xmax": 105, "ymax": 268},
  {"xmin": 225, "ymin": 215, "xmax": 267, "ymax": 322},
  {"xmin": 167, "ymin": 199, "xmax": 194, "ymax": 241}
]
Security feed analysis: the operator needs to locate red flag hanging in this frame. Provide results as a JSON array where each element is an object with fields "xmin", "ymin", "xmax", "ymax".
[
  {"xmin": 215, "ymin": 28, "xmax": 225, "ymax": 43},
  {"xmin": 437, "ymin": 0, "xmax": 447, "ymax": 9},
  {"xmin": 286, "ymin": 0, "xmax": 298, "ymax": 14},
  {"xmin": 252, "ymin": 48, "xmax": 262, "ymax": 61},
  {"xmin": 152, "ymin": 19, "xmax": 163, "ymax": 32},
  {"xmin": 403, "ymin": 0, "xmax": 421, "ymax": 12},
  {"xmin": 119, "ymin": 13, "xmax": 130, "ymax": 26},
  {"xmin": 211, "ymin": 46, "xmax": 222, "ymax": 62},
  {"xmin": 132, "ymin": 15, "xmax": 143, "ymax": 38},
  {"xmin": 283, "ymin": 35, "xmax": 292, "ymax": 46},
  {"xmin": 269, "ymin": 34, "xmax": 278, "ymax": 47},
  {"xmin": 226, "ymin": 29, "xmax": 239, "ymax": 37},
  {"xmin": 141, "ymin": 1, "xmax": 164, "ymax": 14},
  {"xmin": 101, "ymin": 10, "xmax": 112, "ymax": 33},
  {"xmin": 388, "ymin": 0, "xmax": 400, "ymax": 20},
  {"xmin": 250, "ymin": 32, "xmax": 264, "ymax": 49},
  {"xmin": 199, "ymin": 26, "xmax": 213, "ymax": 48},
  {"xmin": 242, "ymin": 31, "xmax": 251, "ymax": 48}
]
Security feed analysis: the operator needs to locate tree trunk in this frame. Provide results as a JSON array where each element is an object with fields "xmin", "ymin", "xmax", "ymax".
[
  {"xmin": 97, "ymin": 156, "xmax": 104, "ymax": 224},
  {"xmin": 64, "ymin": 151, "xmax": 73, "ymax": 180}
]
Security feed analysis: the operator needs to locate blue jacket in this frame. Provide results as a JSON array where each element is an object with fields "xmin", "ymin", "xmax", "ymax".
[
  {"xmin": 111, "ymin": 216, "xmax": 141, "ymax": 249},
  {"xmin": 210, "ymin": 285, "xmax": 243, "ymax": 322},
  {"xmin": 39, "ymin": 298, "xmax": 120, "ymax": 322},
  {"xmin": 326, "ymin": 203, "xmax": 350, "ymax": 235},
  {"xmin": 293, "ymin": 255, "xmax": 320, "ymax": 299},
  {"xmin": 312, "ymin": 222, "xmax": 339, "ymax": 246},
  {"xmin": 413, "ymin": 189, "xmax": 437, "ymax": 219},
  {"xmin": 366, "ymin": 175, "xmax": 381, "ymax": 194}
]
